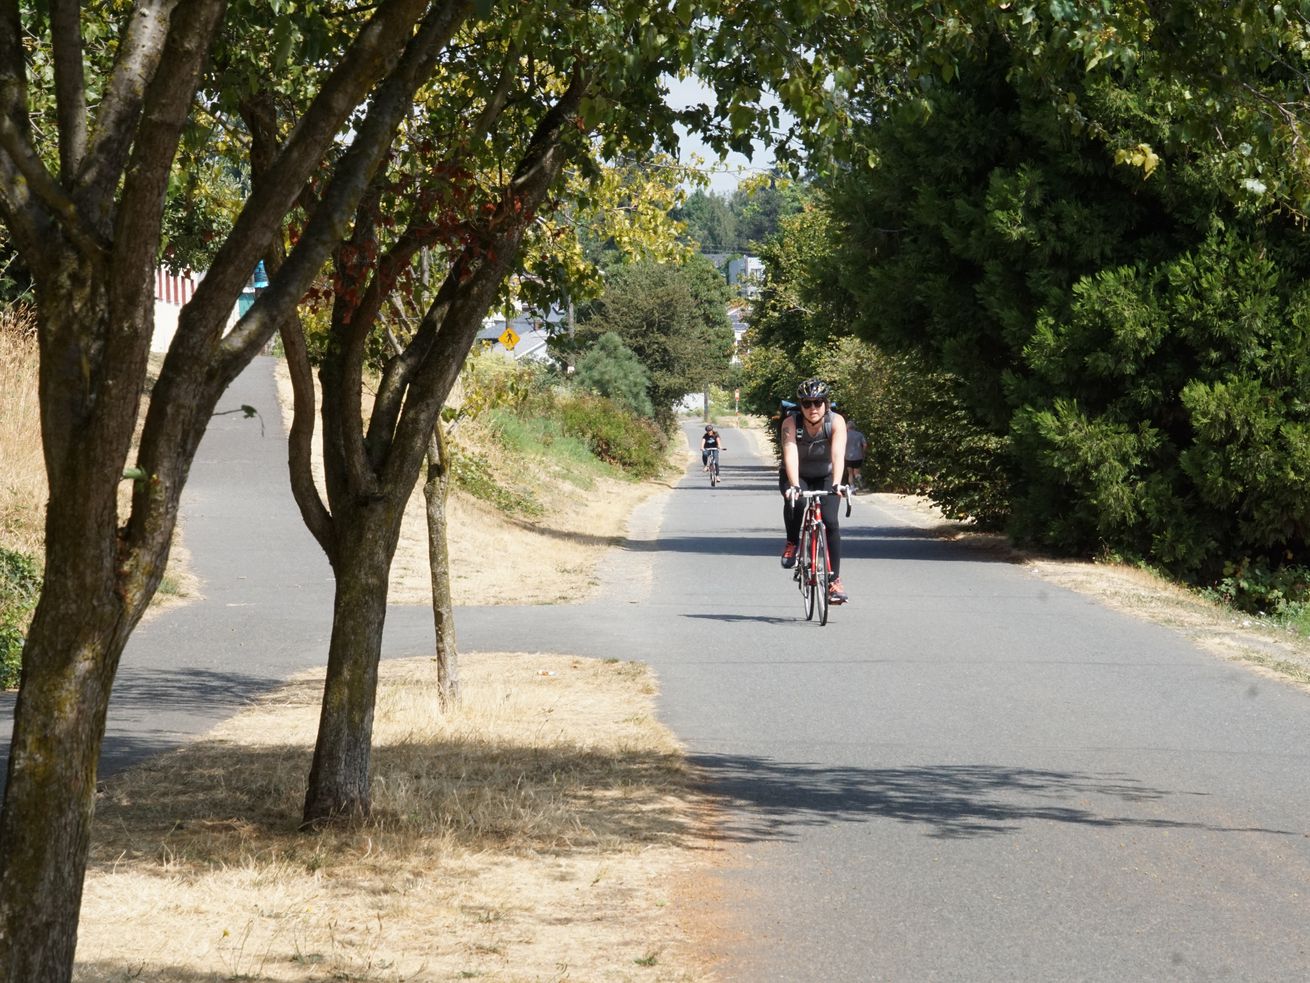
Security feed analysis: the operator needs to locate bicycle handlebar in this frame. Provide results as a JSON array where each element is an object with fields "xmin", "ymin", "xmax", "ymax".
[{"xmin": 792, "ymin": 486, "xmax": 854, "ymax": 517}]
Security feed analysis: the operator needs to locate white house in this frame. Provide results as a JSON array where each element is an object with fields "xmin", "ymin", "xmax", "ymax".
[
  {"xmin": 726, "ymin": 255, "xmax": 765, "ymax": 299},
  {"xmin": 476, "ymin": 310, "xmax": 557, "ymax": 362}
]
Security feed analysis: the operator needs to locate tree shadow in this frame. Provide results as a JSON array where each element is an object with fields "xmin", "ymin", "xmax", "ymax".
[
  {"xmin": 87, "ymin": 730, "xmax": 708, "ymax": 876},
  {"xmin": 690, "ymin": 754, "xmax": 1297, "ymax": 843}
]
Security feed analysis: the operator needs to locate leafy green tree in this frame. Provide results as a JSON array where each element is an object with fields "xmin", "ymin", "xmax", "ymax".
[
  {"xmin": 572, "ymin": 256, "xmax": 734, "ymax": 420},
  {"xmin": 265, "ymin": 4, "xmax": 860, "ymax": 826},
  {"xmin": 674, "ymin": 178, "xmax": 804, "ymax": 253},
  {"xmin": 828, "ymin": 17, "xmax": 1310, "ymax": 579},
  {"xmin": 730, "ymin": 174, "xmax": 805, "ymax": 248},
  {"xmin": 674, "ymin": 188, "xmax": 738, "ymax": 252},
  {"xmin": 741, "ymin": 195, "xmax": 1007, "ymax": 520},
  {"xmin": 574, "ymin": 332, "xmax": 655, "ymax": 417}
]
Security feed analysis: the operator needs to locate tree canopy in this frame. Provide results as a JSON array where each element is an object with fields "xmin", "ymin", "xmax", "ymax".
[
  {"xmin": 815, "ymin": 2, "xmax": 1310, "ymax": 583},
  {"xmin": 571, "ymin": 256, "xmax": 734, "ymax": 419}
]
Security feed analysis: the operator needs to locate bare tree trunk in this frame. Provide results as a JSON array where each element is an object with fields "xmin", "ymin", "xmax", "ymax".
[
  {"xmin": 302, "ymin": 504, "xmax": 402, "ymax": 823},
  {"xmin": 425, "ymin": 422, "xmax": 459, "ymax": 707},
  {"xmin": 0, "ymin": 275, "xmax": 160, "ymax": 981},
  {"xmin": 300, "ymin": 67, "xmax": 589, "ymax": 825},
  {"xmin": 0, "ymin": 563, "xmax": 128, "ymax": 980}
]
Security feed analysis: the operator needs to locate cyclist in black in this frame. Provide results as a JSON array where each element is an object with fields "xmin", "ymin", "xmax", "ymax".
[
  {"xmin": 779, "ymin": 379, "xmax": 849, "ymax": 603},
  {"xmin": 700, "ymin": 424, "xmax": 723, "ymax": 471}
]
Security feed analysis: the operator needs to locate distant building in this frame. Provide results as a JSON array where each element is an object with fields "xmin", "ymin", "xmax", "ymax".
[
  {"xmin": 477, "ymin": 308, "xmax": 559, "ymax": 362},
  {"xmin": 726, "ymin": 255, "xmax": 765, "ymax": 299},
  {"xmin": 150, "ymin": 264, "xmax": 261, "ymax": 353},
  {"xmin": 728, "ymin": 306, "xmax": 750, "ymax": 364}
]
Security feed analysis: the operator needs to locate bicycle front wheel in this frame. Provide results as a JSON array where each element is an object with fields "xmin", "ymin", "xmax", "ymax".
[
  {"xmin": 798, "ymin": 530, "xmax": 815, "ymax": 620},
  {"xmin": 814, "ymin": 527, "xmax": 830, "ymax": 626}
]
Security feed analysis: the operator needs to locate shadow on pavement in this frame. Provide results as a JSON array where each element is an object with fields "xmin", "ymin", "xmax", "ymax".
[
  {"xmin": 108, "ymin": 667, "xmax": 283, "ymax": 710},
  {"xmin": 682, "ymin": 613, "xmax": 800, "ymax": 625},
  {"xmin": 689, "ymin": 754, "xmax": 1298, "ymax": 842}
]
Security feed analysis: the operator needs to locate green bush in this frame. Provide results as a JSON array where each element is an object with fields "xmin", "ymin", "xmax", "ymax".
[
  {"xmin": 0, "ymin": 547, "xmax": 41, "ymax": 688},
  {"xmin": 459, "ymin": 347, "xmax": 556, "ymax": 421},
  {"xmin": 574, "ymin": 332, "xmax": 654, "ymax": 418},
  {"xmin": 557, "ymin": 393, "xmax": 668, "ymax": 479},
  {"xmin": 448, "ymin": 445, "xmax": 544, "ymax": 518},
  {"xmin": 486, "ymin": 409, "xmax": 613, "ymax": 488},
  {"xmin": 1200, "ymin": 561, "xmax": 1310, "ymax": 619}
]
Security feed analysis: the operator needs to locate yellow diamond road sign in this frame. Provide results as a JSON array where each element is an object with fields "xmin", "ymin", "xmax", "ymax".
[{"xmin": 499, "ymin": 326, "xmax": 520, "ymax": 350}]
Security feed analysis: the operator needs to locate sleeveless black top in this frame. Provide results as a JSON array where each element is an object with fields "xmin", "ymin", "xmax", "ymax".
[
  {"xmin": 703, "ymin": 432, "xmax": 720, "ymax": 449},
  {"xmin": 794, "ymin": 410, "xmax": 833, "ymax": 479}
]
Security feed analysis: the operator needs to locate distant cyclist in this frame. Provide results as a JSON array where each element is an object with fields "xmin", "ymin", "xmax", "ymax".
[
  {"xmin": 844, "ymin": 419, "xmax": 868, "ymax": 491},
  {"xmin": 779, "ymin": 379, "xmax": 849, "ymax": 604},
  {"xmin": 700, "ymin": 424, "xmax": 723, "ymax": 471}
]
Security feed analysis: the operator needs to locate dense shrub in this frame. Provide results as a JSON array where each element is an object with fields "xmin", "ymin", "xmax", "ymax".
[
  {"xmin": 573, "ymin": 332, "xmax": 654, "ymax": 417},
  {"xmin": 557, "ymin": 393, "xmax": 668, "ymax": 478},
  {"xmin": 1200, "ymin": 561, "xmax": 1310, "ymax": 619},
  {"xmin": 741, "ymin": 203, "xmax": 1010, "ymax": 525},
  {"xmin": 458, "ymin": 348, "xmax": 556, "ymax": 420},
  {"xmin": 831, "ymin": 42, "xmax": 1310, "ymax": 591},
  {"xmin": 452, "ymin": 349, "xmax": 668, "ymax": 492},
  {"xmin": 0, "ymin": 547, "xmax": 41, "ymax": 688}
]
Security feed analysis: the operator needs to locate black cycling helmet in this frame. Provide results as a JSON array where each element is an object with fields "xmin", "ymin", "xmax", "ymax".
[
  {"xmin": 705, "ymin": 424, "xmax": 714, "ymax": 431},
  {"xmin": 796, "ymin": 378, "xmax": 830, "ymax": 402}
]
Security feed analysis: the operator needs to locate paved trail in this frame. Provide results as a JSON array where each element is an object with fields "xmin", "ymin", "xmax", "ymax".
[
  {"xmin": 431, "ymin": 422, "xmax": 1310, "ymax": 981},
  {"xmin": 4, "ymin": 360, "xmax": 1310, "ymax": 980}
]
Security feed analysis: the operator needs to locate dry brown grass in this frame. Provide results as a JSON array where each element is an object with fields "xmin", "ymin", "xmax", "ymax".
[
  {"xmin": 0, "ymin": 308, "xmax": 44, "ymax": 557},
  {"xmin": 75, "ymin": 652, "xmax": 714, "ymax": 982}
]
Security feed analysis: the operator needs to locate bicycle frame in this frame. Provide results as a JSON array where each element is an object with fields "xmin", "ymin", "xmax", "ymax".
[{"xmin": 791, "ymin": 487, "xmax": 851, "ymax": 625}]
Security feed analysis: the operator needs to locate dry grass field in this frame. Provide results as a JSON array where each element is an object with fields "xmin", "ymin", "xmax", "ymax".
[
  {"xmin": 75, "ymin": 652, "xmax": 718, "ymax": 981},
  {"xmin": 0, "ymin": 308, "xmax": 43, "ymax": 557}
]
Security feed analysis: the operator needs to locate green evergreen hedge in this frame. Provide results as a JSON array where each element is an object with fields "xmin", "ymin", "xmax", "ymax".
[{"xmin": 0, "ymin": 547, "xmax": 40, "ymax": 688}]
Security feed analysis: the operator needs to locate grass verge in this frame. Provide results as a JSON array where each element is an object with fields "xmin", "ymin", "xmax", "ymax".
[{"xmin": 76, "ymin": 652, "xmax": 714, "ymax": 982}]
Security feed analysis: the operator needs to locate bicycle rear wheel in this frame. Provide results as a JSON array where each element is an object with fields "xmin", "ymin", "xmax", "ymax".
[{"xmin": 814, "ymin": 528, "xmax": 830, "ymax": 626}]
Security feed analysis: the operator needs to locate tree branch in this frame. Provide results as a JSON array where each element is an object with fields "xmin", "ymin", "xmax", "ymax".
[
  {"xmin": 129, "ymin": 1, "xmax": 466, "ymax": 592},
  {"xmin": 75, "ymin": 0, "xmax": 186, "ymax": 223},
  {"xmin": 190, "ymin": 0, "xmax": 451, "ymax": 351},
  {"xmin": 50, "ymin": 0, "xmax": 88, "ymax": 180},
  {"xmin": 0, "ymin": 0, "xmax": 44, "ymax": 254},
  {"xmin": 380, "ymin": 68, "xmax": 591, "ymax": 490},
  {"xmin": 280, "ymin": 308, "xmax": 337, "ymax": 557},
  {"xmin": 470, "ymin": 43, "xmax": 519, "ymax": 142},
  {"xmin": 240, "ymin": 91, "xmax": 336, "ymax": 559},
  {"xmin": 113, "ymin": 0, "xmax": 227, "ymax": 332},
  {"xmin": 0, "ymin": 111, "xmax": 101, "ymax": 261},
  {"xmin": 217, "ymin": 0, "xmax": 469, "ymax": 364}
]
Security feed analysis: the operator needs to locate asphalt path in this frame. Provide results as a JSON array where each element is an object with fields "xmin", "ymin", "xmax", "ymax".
[
  {"xmin": 398, "ymin": 420, "xmax": 1310, "ymax": 981},
  {"xmin": 3, "ymin": 360, "xmax": 1310, "ymax": 980}
]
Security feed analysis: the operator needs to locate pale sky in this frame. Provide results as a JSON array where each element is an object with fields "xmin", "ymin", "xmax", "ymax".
[{"xmin": 662, "ymin": 74, "xmax": 786, "ymax": 195}]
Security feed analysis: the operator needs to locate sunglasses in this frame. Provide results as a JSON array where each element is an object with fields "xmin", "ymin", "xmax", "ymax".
[{"xmin": 800, "ymin": 399, "xmax": 826, "ymax": 409}]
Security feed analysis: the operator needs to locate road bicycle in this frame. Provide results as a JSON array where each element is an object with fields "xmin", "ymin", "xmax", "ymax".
[
  {"xmin": 791, "ymin": 486, "xmax": 851, "ymax": 626},
  {"xmin": 706, "ymin": 448, "xmax": 721, "ymax": 486}
]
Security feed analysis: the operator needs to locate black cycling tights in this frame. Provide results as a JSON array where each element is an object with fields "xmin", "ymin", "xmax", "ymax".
[{"xmin": 780, "ymin": 472, "xmax": 841, "ymax": 577}]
